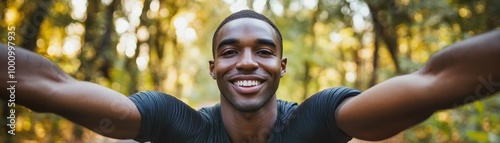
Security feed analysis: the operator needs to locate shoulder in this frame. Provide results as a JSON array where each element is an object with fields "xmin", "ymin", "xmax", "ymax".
[
  {"xmin": 313, "ymin": 87, "xmax": 362, "ymax": 99},
  {"xmin": 128, "ymin": 91, "xmax": 209, "ymax": 142},
  {"xmin": 128, "ymin": 91, "xmax": 193, "ymax": 109},
  {"xmin": 277, "ymin": 87, "xmax": 361, "ymax": 116},
  {"xmin": 275, "ymin": 87, "xmax": 361, "ymax": 142},
  {"xmin": 276, "ymin": 100, "xmax": 298, "ymax": 121},
  {"xmin": 128, "ymin": 90, "xmax": 174, "ymax": 104},
  {"xmin": 277, "ymin": 100, "xmax": 298, "ymax": 111},
  {"xmin": 198, "ymin": 104, "xmax": 221, "ymax": 123},
  {"xmin": 277, "ymin": 100, "xmax": 298, "ymax": 110},
  {"xmin": 300, "ymin": 87, "xmax": 361, "ymax": 109},
  {"xmin": 127, "ymin": 91, "xmax": 198, "ymax": 116},
  {"xmin": 308, "ymin": 87, "xmax": 361, "ymax": 106}
]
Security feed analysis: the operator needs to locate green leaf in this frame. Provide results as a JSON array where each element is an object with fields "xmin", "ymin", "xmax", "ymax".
[
  {"xmin": 466, "ymin": 131, "xmax": 489, "ymax": 142},
  {"xmin": 474, "ymin": 101, "xmax": 485, "ymax": 116}
]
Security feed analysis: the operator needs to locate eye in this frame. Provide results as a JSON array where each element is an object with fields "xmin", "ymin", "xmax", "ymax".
[
  {"xmin": 221, "ymin": 50, "xmax": 238, "ymax": 56},
  {"xmin": 256, "ymin": 50, "xmax": 275, "ymax": 55}
]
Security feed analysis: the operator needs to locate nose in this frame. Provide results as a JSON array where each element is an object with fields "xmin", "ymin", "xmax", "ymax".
[{"xmin": 235, "ymin": 48, "xmax": 258, "ymax": 71}]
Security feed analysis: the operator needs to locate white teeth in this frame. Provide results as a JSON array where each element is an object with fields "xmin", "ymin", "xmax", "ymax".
[{"xmin": 234, "ymin": 80, "xmax": 261, "ymax": 87}]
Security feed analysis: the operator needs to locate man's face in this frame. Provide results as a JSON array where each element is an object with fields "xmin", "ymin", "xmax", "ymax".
[{"xmin": 209, "ymin": 18, "xmax": 287, "ymax": 112}]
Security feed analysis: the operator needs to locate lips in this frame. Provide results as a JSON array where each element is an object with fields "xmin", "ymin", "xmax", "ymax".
[
  {"xmin": 229, "ymin": 75, "xmax": 266, "ymax": 94},
  {"xmin": 234, "ymin": 80, "xmax": 261, "ymax": 87}
]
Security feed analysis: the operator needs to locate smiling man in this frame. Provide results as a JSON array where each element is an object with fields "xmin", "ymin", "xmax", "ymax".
[
  {"xmin": 1, "ymin": 10, "xmax": 500, "ymax": 143},
  {"xmin": 128, "ymin": 11, "xmax": 360, "ymax": 142}
]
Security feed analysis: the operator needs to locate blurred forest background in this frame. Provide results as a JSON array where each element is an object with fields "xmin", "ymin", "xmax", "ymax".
[{"xmin": 1, "ymin": 0, "xmax": 499, "ymax": 142}]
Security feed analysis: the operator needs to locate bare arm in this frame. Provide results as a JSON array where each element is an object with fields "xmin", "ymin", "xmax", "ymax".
[
  {"xmin": 336, "ymin": 30, "xmax": 500, "ymax": 140},
  {"xmin": 0, "ymin": 44, "xmax": 141, "ymax": 139}
]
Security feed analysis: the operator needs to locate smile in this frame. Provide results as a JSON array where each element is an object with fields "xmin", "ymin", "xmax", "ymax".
[{"xmin": 234, "ymin": 80, "xmax": 261, "ymax": 87}]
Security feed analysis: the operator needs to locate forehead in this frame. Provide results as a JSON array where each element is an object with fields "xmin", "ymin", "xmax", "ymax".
[{"xmin": 216, "ymin": 18, "xmax": 278, "ymax": 44}]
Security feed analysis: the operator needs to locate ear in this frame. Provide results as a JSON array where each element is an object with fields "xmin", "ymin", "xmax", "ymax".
[
  {"xmin": 209, "ymin": 60, "xmax": 216, "ymax": 79},
  {"xmin": 280, "ymin": 58, "xmax": 287, "ymax": 78}
]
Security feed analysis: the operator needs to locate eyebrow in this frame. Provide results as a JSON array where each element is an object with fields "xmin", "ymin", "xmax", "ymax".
[
  {"xmin": 217, "ymin": 38, "xmax": 238, "ymax": 49},
  {"xmin": 256, "ymin": 38, "xmax": 277, "ymax": 48},
  {"xmin": 217, "ymin": 38, "xmax": 277, "ymax": 49}
]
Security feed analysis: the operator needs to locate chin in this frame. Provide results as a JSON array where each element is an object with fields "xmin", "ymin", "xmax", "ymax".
[
  {"xmin": 234, "ymin": 103, "xmax": 264, "ymax": 112},
  {"xmin": 231, "ymin": 94, "xmax": 275, "ymax": 112}
]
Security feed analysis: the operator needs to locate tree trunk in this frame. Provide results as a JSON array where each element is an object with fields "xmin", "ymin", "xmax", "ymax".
[
  {"xmin": 302, "ymin": 1, "xmax": 322, "ymax": 100},
  {"xmin": 149, "ymin": 0, "xmax": 182, "ymax": 94},
  {"xmin": 98, "ymin": 0, "xmax": 118, "ymax": 81},
  {"xmin": 369, "ymin": 5, "xmax": 381, "ymax": 87},
  {"xmin": 19, "ymin": 0, "xmax": 53, "ymax": 51},
  {"xmin": 380, "ymin": 27, "xmax": 400, "ymax": 74},
  {"xmin": 79, "ymin": 0, "xmax": 100, "ymax": 81}
]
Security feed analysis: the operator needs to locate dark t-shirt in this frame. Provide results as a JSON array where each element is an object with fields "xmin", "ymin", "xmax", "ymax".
[{"xmin": 128, "ymin": 87, "xmax": 361, "ymax": 143}]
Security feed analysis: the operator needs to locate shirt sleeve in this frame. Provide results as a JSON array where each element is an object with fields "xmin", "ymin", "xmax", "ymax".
[
  {"xmin": 285, "ymin": 87, "xmax": 361, "ymax": 143},
  {"xmin": 128, "ymin": 91, "xmax": 206, "ymax": 142}
]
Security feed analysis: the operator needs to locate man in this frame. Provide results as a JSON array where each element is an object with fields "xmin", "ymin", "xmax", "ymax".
[{"xmin": 1, "ymin": 10, "xmax": 500, "ymax": 143}]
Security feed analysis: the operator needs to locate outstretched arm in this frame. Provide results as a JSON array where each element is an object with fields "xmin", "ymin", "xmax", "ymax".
[
  {"xmin": 0, "ymin": 44, "xmax": 141, "ymax": 139},
  {"xmin": 336, "ymin": 30, "xmax": 500, "ymax": 140}
]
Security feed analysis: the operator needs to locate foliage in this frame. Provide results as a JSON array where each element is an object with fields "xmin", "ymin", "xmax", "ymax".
[{"xmin": 0, "ymin": 0, "xmax": 499, "ymax": 142}]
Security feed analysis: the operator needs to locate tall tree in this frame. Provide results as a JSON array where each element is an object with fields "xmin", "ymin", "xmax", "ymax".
[{"xmin": 19, "ymin": 0, "xmax": 54, "ymax": 51}]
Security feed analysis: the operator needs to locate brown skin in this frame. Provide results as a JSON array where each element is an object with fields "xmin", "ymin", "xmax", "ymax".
[
  {"xmin": 336, "ymin": 30, "xmax": 500, "ymax": 140},
  {"xmin": 1, "ymin": 18, "xmax": 500, "ymax": 142},
  {"xmin": 209, "ymin": 18, "xmax": 287, "ymax": 142},
  {"xmin": 0, "ymin": 46, "xmax": 141, "ymax": 139}
]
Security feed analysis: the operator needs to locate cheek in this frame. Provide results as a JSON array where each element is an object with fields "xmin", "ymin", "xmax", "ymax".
[
  {"xmin": 258, "ymin": 58, "xmax": 281, "ymax": 69},
  {"xmin": 214, "ymin": 59, "xmax": 235, "ymax": 74}
]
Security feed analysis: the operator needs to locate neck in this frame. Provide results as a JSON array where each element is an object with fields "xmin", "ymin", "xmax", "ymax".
[{"xmin": 221, "ymin": 96, "xmax": 277, "ymax": 143}]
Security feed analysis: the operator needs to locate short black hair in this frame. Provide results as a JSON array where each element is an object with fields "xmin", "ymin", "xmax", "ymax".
[{"xmin": 212, "ymin": 10, "xmax": 283, "ymax": 58}]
